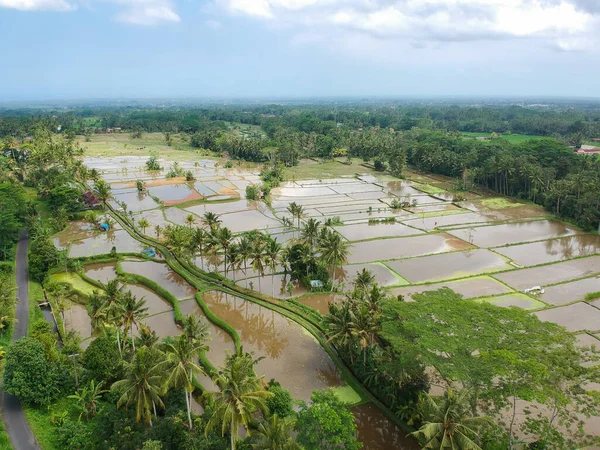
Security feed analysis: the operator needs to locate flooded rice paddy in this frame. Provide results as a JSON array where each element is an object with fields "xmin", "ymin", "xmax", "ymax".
[
  {"xmin": 493, "ymin": 235, "xmax": 600, "ymax": 266},
  {"xmin": 386, "ymin": 249, "xmax": 512, "ymax": 283},
  {"xmin": 448, "ymin": 220, "xmax": 579, "ymax": 248},
  {"xmin": 120, "ymin": 260, "xmax": 196, "ymax": 299},
  {"xmin": 201, "ymin": 291, "xmax": 343, "ymax": 401},
  {"xmin": 66, "ymin": 156, "xmax": 600, "ymax": 445}
]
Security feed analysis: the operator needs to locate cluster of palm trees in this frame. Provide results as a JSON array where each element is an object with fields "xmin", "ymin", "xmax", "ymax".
[{"xmin": 324, "ymin": 269, "xmax": 383, "ymax": 367}]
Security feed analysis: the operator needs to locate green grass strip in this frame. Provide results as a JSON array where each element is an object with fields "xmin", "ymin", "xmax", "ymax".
[{"xmin": 195, "ymin": 293, "xmax": 241, "ymax": 351}]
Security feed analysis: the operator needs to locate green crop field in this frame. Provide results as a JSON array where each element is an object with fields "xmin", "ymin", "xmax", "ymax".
[{"xmin": 461, "ymin": 132, "xmax": 550, "ymax": 144}]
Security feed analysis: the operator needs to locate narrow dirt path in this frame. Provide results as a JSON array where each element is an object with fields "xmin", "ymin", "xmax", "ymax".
[{"xmin": 2, "ymin": 231, "xmax": 40, "ymax": 450}]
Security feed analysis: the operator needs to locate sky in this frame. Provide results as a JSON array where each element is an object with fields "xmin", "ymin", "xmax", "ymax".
[{"xmin": 1, "ymin": 0, "xmax": 599, "ymax": 100}]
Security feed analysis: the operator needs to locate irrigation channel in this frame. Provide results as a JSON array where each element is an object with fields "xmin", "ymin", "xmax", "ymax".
[{"xmin": 89, "ymin": 203, "xmax": 420, "ymax": 449}]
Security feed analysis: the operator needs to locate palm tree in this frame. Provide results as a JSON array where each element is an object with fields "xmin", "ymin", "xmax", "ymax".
[
  {"xmin": 213, "ymin": 227, "xmax": 233, "ymax": 277},
  {"xmin": 138, "ymin": 218, "xmax": 150, "ymax": 234},
  {"xmin": 182, "ymin": 313, "xmax": 210, "ymax": 345},
  {"xmin": 112, "ymin": 346, "xmax": 167, "ymax": 425},
  {"xmin": 300, "ymin": 218, "xmax": 320, "ymax": 248},
  {"xmin": 324, "ymin": 301, "xmax": 356, "ymax": 364},
  {"xmin": 202, "ymin": 211, "xmax": 222, "ymax": 229},
  {"xmin": 118, "ymin": 291, "xmax": 148, "ymax": 352},
  {"xmin": 264, "ymin": 239, "xmax": 281, "ymax": 298},
  {"xmin": 353, "ymin": 268, "xmax": 375, "ymax": 295},
  {"xmin": 155, "ymin": 224, "xmax": 162, "ymax": 238},
  {"xmin": 194, "ymin": 227, "xmax": 208, "ymax": 270},
  {"xmin": 238, "ymin": 236, "xmax": 252, "ymax": 287},
  {"xmin": 251, "ymin": 414, "xmax": 300, "ymax": 450},
  {"xmin": 227, "ymin": 242, "xmax": 241, "ymax": 281},
  {"xmin": 185, "ymin": 214, "xmax": 196, "ymax": 228},
  {"xmin": 68, "ymin": 380, "xmax": 107, "ymax": 421},
  {"xmin": 93, "ymin": 179, "xmax": 112, "ymax": 204},
  {"xmin": 286, "ymin": 202, "xmax": 304, "ymax": 237},
  {"xmin": 206, "ymin": 352, "xmax": 273, "ymax": 450},
  {"xmin": 250, "ymin": 239, "xmax": 267, "ymax": 293},
  {"xmin": 411, "ymin": 390, "xmax": 491, "ymax": 450},
  {"xmin": 164, "ymin": 334, "xmax": 207, "ymax": 429},
  {"xmin": 318, "ymin": 231, "xmax": 351, "ymax": 280}
]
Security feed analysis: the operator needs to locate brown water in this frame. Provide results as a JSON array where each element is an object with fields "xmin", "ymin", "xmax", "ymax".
[
  {"xmin": 125, "ymin": 284, "xmax": 173, "ymax": 316},
  {"xmin": 69, "ymin": 230, "xmax": 144, "ymax": 258},
  {"xmin": 178, "ymin": 299, "xmax": 236, "ymax": 369},
  {"xmin": 63, "ymin": 301, "xmax": 93, "ymax": 341},
  {"xmin": 84, "ymin": 262, "xmax": 118, "ymax": 284},
  {"xmin": 540, "ymin": 276, "xmax": 600, "ymax": 306},
  {"xmin": 53, "ymin": 220, "xmax": 98, "ymax": 249},
  {"xmin": 387, "ymin": 249, "xmax": 512, "ymax": 283},
  {"xmin": 120, "ymin": 260, "xmax": 196, "ymax": 299},
  {"xmin": 347, "ymin": 233, "xmax": 473, "ymax": 264},
  {"xmin": 389, "ymin": 276, "xmax": 512, "ymax": 300},
  {"xmin": 241, "ymin": 273, "xmax": 308, "ymax": 299},
  {"xmin": 535, "ymin": 302, "xmax": 600, "ymax": 333},
  {"xmin": 353, "ymin": 403, "xmax": 419, "ymax": 450},
  {"xmin": 493, "ymin": 256, "xmax": 600, "ymax": 290},
  {"xmin": 494, "ymin": 235, "xmax": 600, "ymax": 266},
  {"xmin": 337, "ymin": 222, "xmax": 424, "ymax": 241},
  {"xmin": 201, "ymin": 291, "xmax": 342, "ymax": 401},
  {"xmin": 449, "ymin": 220, "xmax": 579, "ymax": 248},
  {"xmin": 298, "ymin": 294, "xmax": 345, "ymax": 314},
  {"xmin": 142, "ymin": 310, "xmax": 183, "ymax": 337}
]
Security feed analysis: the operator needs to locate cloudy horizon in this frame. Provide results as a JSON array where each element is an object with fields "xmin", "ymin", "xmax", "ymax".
[{"xmin": 1, "ymin": 0, "xmax": 599, "ymax": 99}]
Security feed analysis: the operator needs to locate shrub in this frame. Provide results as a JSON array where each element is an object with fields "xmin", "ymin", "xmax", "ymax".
[
  {"xmin": 266, "ymin": 381, "xmax": 294, "ymax": 418},
  {"xmin": 82, "ymin": 335, "xmax": 124, "ymax": 384},
  {"xmin": 374, "ymin": 159, "xmax": 387, "ymax": 172},
  {"xmin": 3, "ymin": 337, "xmax": 60, "ymax": 405}
]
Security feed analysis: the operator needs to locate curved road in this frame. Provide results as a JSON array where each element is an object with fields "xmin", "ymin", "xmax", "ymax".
[{"xmin": 2, "ymin": 231, "xmax": 40, "ymax": 450}]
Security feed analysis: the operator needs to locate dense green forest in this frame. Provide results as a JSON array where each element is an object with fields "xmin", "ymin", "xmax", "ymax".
[{"xmin": 2, "ymin": 103, "xmax": 599, "ymax": 232}]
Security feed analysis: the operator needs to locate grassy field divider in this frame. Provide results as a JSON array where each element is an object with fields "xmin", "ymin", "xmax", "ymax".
[
  {"xmin": 194, "ymin": 293, "xmax": 241, "ymax": 351},
  {"xmin": 116, "ymin": 270, "xmax": 184, "ymax": 325},
  {"xmin": 108, "ymin": 204, "xmax": 414, "ymax": 433},
  {"xmin": 77, "ymin": 271, "xmax": 107, "ymax": 290}
]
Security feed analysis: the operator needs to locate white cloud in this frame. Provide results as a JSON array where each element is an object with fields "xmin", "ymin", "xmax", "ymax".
[
  {"xmin": 216, "ymin": 0, "xmax": 600, "ymax": 51},
  {"xmin": 115, "ymin": 4, "xmax": 180, "ymax": 24},
  {"xmin": 0, "ymin": 0, "xmax": 180, "ymax": 25},
  {"xmin": 0, "ymin": 0, "xmax": 75, "ymax": 11}
]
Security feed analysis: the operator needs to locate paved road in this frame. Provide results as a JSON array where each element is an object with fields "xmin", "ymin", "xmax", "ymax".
[{"xmin": 2, "ymin": 231, "xmax": 40, "ymax": 450}]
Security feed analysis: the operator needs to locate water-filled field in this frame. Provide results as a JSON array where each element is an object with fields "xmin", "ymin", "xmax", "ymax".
[{"xmin": 51, "ymin": 156, "xmax": 600, "ymax": 445}]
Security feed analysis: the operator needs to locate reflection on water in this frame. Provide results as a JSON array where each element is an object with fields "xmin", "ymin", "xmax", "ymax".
[
  {"xmin": 120, "ymin": 260, "xmax": 196, "ymax": 300},
  {"xmin": 353, "ymin": 403, "xmax": 419, "ymax": 450},
  {"xmin": 202, "ymin": 291, "xmax": 342, "ymax": 401},
  {"xmin": 494, "ymin": 235, "xmax": 600, "ymax": 266},
  {"xmin": 84, "ymin": 262, "xmax": 117, "ymax": 284}
]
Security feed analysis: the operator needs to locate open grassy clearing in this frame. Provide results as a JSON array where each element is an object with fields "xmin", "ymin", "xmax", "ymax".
[{"xmin": 461, "ymin": 131, "xmax": 550, "ymax": 143}]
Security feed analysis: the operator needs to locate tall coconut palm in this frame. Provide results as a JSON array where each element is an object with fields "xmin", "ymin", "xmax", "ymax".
[
  {"xmin": 227, "ymin": 242, "xmax": 241, "ymax": 281},
  {"xmin": 202, "ymin": 211, "xmax": 222, "ymax": 229},
  {"xmin": 238, "ymin": 236, "xmax": 252, "ymax": 287},
  {"xmin": 155, "ymin": 224, "xmax": 162, "ymax": 238},
  {"xmin": 164, "ymin": 334, "xmax": 207, "ymax": 429},
  {"xmin": 111, "ymin": 346, "xmax": 166, "ymax": 425},
  {"xmin": 264, "ymin": 239, "xmax": 281, "ymax": 298},
  {"xmin": 212, "ymin": 226, "xmax": 233, "ymax": 277},
  {"xmin": 411, "ymin": 389, "xmax": 491, "ymax": 450},
  {"xmin": 251, "ymin": 414, "xmax": 300, "ymax": 450},
  {"xmin": 318, "ymin": 231, "xmax": 351, "ymax": 281},
  {"xmin": 118, "ymin": 291, "xmax": 148, "ymax": 352},
  {"xmin": 250, "ymin": 239, "xmax": 267, "ymax": 293},
  {"xmin": 194, "ymin": 227, "xmax": 209, "ymax": 270},
  {"xmin": 206, "ymin": 352, "xmax": 273, "ymax": 450},
  {"xmin": 300, "ymin": 218, "xmax": 320, "ymax": 248}
]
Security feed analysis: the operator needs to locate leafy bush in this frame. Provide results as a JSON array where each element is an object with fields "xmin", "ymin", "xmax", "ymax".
[
  {"xmin": 3, "ymin": 337, "xmax": 61, "ymax": 406},
  {"xmin": 82, "ymin": 334, "xmax": 124, "ymax": 384},
  {"xmin": 145, "ymin": 156, "xmax": 162, "ymax": 171},
  {"xmin": 29, "ymin": 235, "xmax": 58, "ymax": 283},
  {"xmin": 266, "ymin": 381, "xmax": 294, "ymax": 418},
  {"xmin": 373, "ymin": 158, "xmax": 387, "ymax": 172}
]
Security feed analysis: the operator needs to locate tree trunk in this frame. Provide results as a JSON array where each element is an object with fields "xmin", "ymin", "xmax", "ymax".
[
  {"xmin": 131, "ymin": 324, "xmax": 136, "ymax": 351},
  {"xmin": 185, "ymin": 387, "xmax": 192, "ymax": 429},
  {"xmin": 508, "ymin": 392, "xmax": 517, "ymax": 450}
]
